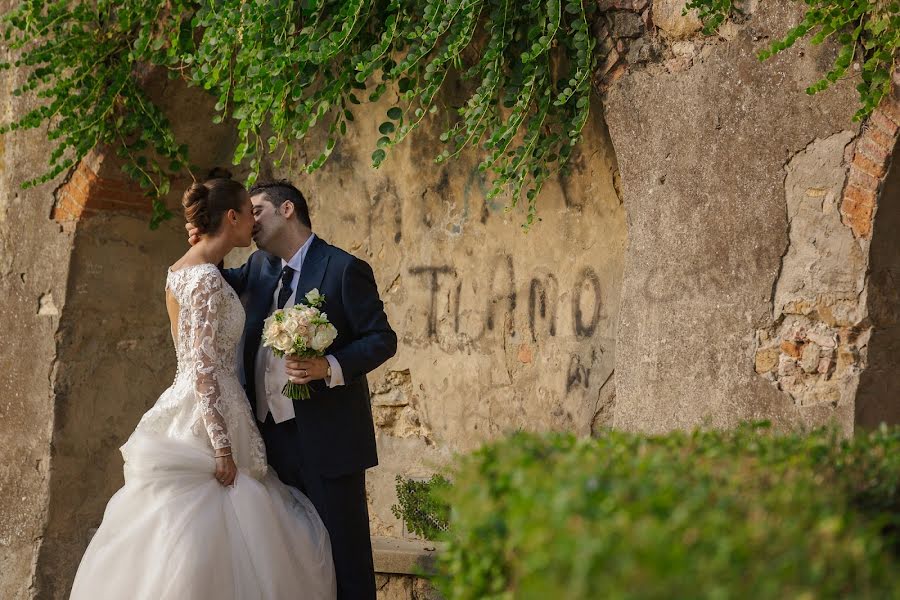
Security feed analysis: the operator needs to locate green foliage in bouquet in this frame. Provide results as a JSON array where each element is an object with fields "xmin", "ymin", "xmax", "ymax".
[
  {"xmin": 686, "ymin": 0, "xmax": 899, "ymax": 121},
  {"xmin": 435, "ymin": 423, "xmax": 900, "ymax": 599},
  {"xmin": 0, "ymin": 0, "xmax": 597, "ymax": 230},
  {"xmin": 391, "ymin": 474, "xmax": 451, "ymax": 540}
]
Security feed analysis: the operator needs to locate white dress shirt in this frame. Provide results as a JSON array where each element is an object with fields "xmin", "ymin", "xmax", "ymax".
[{"xmin": 254, "ymin": 234, "xmax": 345, "ymax": 423}]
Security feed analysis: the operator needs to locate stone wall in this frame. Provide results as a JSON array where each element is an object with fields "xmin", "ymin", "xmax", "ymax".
[
  {"xmin": 604, "ymin": 0, "xmax": 899, "ymax": 433},
  {"xmin": 0, "ymin": 0, "xmax": 71, "ymax": 592}
]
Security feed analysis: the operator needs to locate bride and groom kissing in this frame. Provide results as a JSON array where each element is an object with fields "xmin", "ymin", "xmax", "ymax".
[{"xmin": 70, "ymin": 174, "xmax": 397, "ymax": 599}]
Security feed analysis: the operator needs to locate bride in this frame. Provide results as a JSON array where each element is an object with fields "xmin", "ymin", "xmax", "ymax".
[{"xmin": 70, "ymin": 177, "xmax": 336, "ymax": 599}]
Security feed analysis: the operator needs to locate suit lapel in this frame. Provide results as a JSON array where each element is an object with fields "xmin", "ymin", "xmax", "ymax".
[
  {"xmin": 293, "ymin": 236, "xmax": 329, "ymax": 306},
  {"xmin": 258, "ymin": 254, "xmax": 282, "ymax": 312},
  {"xmin": 244, "ymin": 254, "xmax": 281, "ymax": 398}
]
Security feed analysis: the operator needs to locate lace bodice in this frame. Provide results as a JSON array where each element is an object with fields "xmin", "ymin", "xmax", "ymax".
[
  {"xmin": 168, "ymin": 264, "xmax": 242, "ymax": 449},
  {"xmin": 133, "ymin": 264, "xmax": 267, "ymax": 478}
]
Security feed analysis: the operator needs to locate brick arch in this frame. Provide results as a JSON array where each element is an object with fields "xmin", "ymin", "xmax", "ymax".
[
  {"xmin": 51, "ymin": 157, "xmax": 149, "ymax": 225},
  {"xmin": 840, "ymin": 72, "xmax": 900, "ymax": 241}
]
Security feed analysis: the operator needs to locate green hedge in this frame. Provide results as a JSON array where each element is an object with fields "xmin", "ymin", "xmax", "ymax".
[{"xmin": 434, "ymin": 423, "xmax": 900, "ymax": 599}]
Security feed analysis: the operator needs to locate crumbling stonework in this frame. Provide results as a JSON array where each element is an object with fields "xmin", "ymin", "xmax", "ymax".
[
  {"xmin": 371, "ymin": 370, "xmax": 433, "ymax": 442},
  {"xmin": 750, "ymin": 130, "xmax": 877, "ymax": 421},
  {"xmin": 375, "ymin": 574, "xmax": 440, "ymax": 600},
  {"xmin": 751, "ymin": 83, "xmax": 900, "ymax": 426},
  {"xmin": 603, "ymin": 0, "xmax": 889, "ymax": 433}
]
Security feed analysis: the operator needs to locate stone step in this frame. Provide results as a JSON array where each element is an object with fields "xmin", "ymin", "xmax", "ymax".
[{"xmin": 371, "ymin": 536, "xmax": 443, "ymax": 576}]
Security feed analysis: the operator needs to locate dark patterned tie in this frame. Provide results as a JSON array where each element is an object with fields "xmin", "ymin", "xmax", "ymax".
[{"xmin": 276, "ymin": 266, "xmax": 296, "ymax": 309}]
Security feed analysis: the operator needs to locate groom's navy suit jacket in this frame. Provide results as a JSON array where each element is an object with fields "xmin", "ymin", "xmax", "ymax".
[{"xmin": 222, "ymin": 236, "xmax": 397, "ymax": 478}]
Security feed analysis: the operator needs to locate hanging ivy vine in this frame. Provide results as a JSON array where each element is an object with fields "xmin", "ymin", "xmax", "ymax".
[
  {"xmin": 686, "ymin": 0, "xmax": 899, "ymax": 121},
  {"xmin": 1, "ymin": 0, "xmax": 895, "ymax": 229},
  {"xmin": 0, "ymin": 0, "xmax": 597, "ymax": 229}
]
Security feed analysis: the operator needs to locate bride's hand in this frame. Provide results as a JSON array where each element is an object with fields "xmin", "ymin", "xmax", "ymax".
[
  {"xmin": 185, "ymin": 222, "xmax": 202, "ymax": 246},
  {"xmin": 215, "ymin": 452, "xmax": 238, "ymax": 487}
]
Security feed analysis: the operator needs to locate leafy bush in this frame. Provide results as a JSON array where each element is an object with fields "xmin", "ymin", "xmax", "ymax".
[
  {"xmin": 391, "ymin": 474, "xmax": 452, "ymax": 540},
  {"xmin": 435, "ymin": 423, "xmax": 900, "ymax": 599}
]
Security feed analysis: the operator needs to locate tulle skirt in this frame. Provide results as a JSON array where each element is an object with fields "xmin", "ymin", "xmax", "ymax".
[{"xmin": 70, "ymin": 432, "xmax": 336, "ymax": 600}]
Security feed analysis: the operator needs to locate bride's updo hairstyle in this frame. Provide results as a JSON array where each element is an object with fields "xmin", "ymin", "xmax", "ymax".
[{"xmin": 182, "ymin": 169, "xmax": 247, "ymax": 235}]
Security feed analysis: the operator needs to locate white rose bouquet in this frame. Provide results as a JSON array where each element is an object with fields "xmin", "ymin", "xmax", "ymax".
[{"xmin": 261, "ymin": 288, "xmax": 338, "ymax": 400}]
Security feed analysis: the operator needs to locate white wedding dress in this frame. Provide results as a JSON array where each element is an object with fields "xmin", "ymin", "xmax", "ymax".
[{"xmin": 70, "ymin": 264, "xmax": 336, "ymax": 600}]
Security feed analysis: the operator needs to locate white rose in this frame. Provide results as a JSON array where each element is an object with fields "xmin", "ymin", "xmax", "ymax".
[
  {"xmin": 282, "ymin": 314, "xmax": 301, "ymax": 334},
  {"xmin": 310, "ymin": 327, "xmax": 333, "ymax": 352},
  {"xmin": 305, "ymin": 288, "xmax": 325, "ymax": 306},
  {"xmin": 263, "ymin": 318, "xmax": 282, "ymax": 343},
  {"xmin": 274, "ymin": 332, "xmax": 294, "ymax": 353},
  {"xmin": 312, "ymin": 324, "xmax": 338, "ymax": 351}
]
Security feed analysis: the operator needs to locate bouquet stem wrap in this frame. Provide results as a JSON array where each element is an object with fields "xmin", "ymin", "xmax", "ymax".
[{"xmin": 283, "ymin": 380, "xmax": 312, "ymax": 401}]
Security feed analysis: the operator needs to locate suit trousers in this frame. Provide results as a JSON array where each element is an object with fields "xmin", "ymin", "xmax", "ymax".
[{"xmin": 259, "ymin": 414, "xmax": 376, "ymax": 600}]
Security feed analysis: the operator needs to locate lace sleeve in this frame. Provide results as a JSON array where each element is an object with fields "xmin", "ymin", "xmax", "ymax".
[{"xmin": 188, "ymin": 270, "xmax": 231, "ymax": 451}]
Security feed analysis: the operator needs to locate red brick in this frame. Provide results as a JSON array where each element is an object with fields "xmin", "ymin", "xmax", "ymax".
[
  {"xmin": 781, "ymin": 340, "xmax": 802, "ymax": 358},
  {"xmin": 52, "ymin": 193, "xmax": 83, "ymax": 222},
  {"xmin": 66, "ymin": 169, "xmax": 90, "ymax": 197},
  {"xmin": 880, "ymin": 97, "xmax": 900, "ymax": 127},
  {"xmin": 848, "ymin": 166, "xmax": 880, "ymax": 191},
  {"xmin": 857, "ymin": 137, "xmax": 892, "ymax": 164},
  {"xmin": 841, "ymin": 185, "xmax": 875, "ymax": 238},
  {"xmin": 863, "ymin": 123, "xmax": 897, "ymax": 150},
  {"xmin": 52, "ymin": 159, "xmax": 151, "ymax": 222},
  {"xmin": 851, "ymin": 153, "xmax": 887, "ymax": 179},
  {"xmin": 844, "ymin": 183, "xmax": 877, "ymax": 205},
  {"xmin": 870, "ymin": 109, "xmax": 900, "ymax": 138},
  {"xmin": 91, "ymin": 195, "xmax": 150, "ymax": 212},
  {"xmin": 62, "ymin": 188, "xmax": 87, "ymax": 211}
]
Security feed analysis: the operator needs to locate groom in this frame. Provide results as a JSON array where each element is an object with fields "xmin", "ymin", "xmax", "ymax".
[{"xmin": 191, "ymin": 180, "xmax": 396, "ymax": 599}]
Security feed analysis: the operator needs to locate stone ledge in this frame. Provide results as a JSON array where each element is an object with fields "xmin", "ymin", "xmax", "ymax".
[{"xmin": 372, "ymin": 536, "xmax": 443, "ymax": 576}]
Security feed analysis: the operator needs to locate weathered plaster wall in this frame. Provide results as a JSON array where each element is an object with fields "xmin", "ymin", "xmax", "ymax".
[
  {"xmin": 32, "ymin": 212, "xmax": 186, "ymax": 598},
  {"xmin": 0, "ymin": 0, "xmax": 72, "ymax": 592},
  {"xmin": 604, "ymin": 0, "xmax": 878, "ymax": 432}
]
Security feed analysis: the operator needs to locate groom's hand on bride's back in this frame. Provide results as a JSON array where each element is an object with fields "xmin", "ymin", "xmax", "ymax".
[{"xmin": 185, "ymin": 222, "xmax": 201, "ymax": 246}]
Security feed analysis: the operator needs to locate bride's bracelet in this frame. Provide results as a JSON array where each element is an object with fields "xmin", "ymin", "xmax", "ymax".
[{"xmin": 215, "ymin": 451, "xmax": 233, "ymax": 458}]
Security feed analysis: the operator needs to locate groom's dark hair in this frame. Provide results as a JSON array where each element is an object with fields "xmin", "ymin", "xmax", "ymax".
[{"xmin": 248, "ymin": 180, "xmax": 312, "ymax": 229}]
